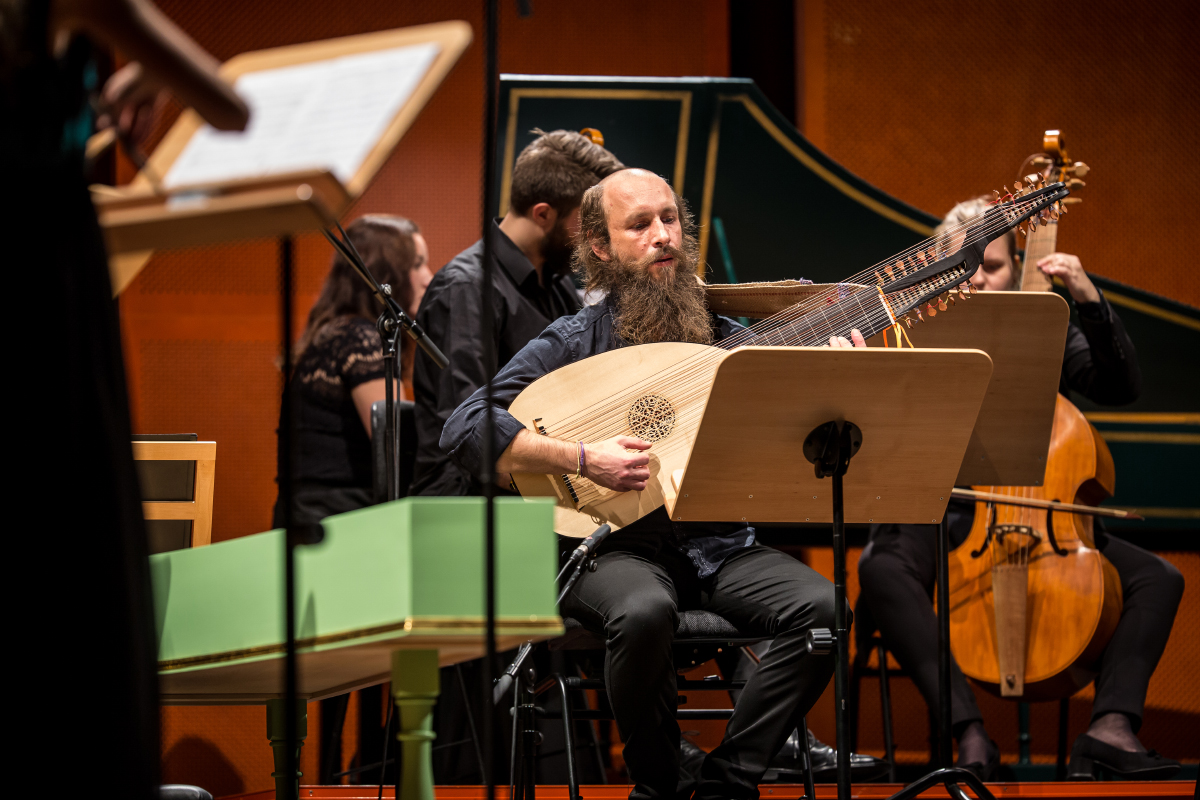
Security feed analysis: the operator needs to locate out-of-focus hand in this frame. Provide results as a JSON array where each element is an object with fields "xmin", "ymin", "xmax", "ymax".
[
  {"xmin": 827, "ymin": 328, "xmax": 867, "ymax": 348},
  {"xmin": 584, "ymin": 436, "xmax": 652, "ymax": 492},
  {"xmin": 1037, "ymin": 252, "xmax": 1100, "ymax": 304},
  {"xmin": 96, "ymin": 61, "xmax": 166, "ymax": 143}
]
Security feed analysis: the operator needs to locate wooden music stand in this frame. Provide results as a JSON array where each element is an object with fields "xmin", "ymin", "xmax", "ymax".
[
  {"xmin": 667, "ymin": 346, "xmax": 996, "ymax": 800},
  {"xmin": 864, "ymin": 291, "xmax": 1071, "ymax": 486},
  {"xmin": 92, "ymin": 21, "xmax": 472, "ymax": 293}
]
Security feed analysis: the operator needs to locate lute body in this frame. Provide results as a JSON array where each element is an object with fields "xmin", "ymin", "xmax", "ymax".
[{"xmin": 509, "ymin": 342, "xmax": 722, "ymax": 537}]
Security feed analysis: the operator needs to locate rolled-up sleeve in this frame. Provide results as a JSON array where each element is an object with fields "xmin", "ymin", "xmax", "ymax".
[{"xmin": 441, "ymin": 319, "xmax": 579, "ymax": 479}]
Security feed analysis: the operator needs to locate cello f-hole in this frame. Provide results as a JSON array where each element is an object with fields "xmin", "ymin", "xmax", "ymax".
[
  {"xmin": 971, "ymin": 502, "xmax": 997, "ymax": 559},
  {"xmin": 1045, "ymin": 500, "xmax": 1069, "ymax": 557}
]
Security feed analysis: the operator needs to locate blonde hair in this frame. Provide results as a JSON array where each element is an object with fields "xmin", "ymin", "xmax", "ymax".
[{"xmin": 935, "ymin": 196, "xmax": 1021, "ymax": 288}]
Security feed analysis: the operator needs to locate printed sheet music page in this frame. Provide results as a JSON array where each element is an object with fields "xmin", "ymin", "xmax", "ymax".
[{"xmin": 164, "ymin": 42, "xmax": 440, "ymax": 189}]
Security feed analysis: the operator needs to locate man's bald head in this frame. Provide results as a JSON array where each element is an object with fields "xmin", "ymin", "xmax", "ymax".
[
  {"xmin": 575, "ymin": 168, "xmax": 694, "ymax": 269},
  {"xmin": 572, "ymin": 168, "xmax": 710, "ymax": 346}
]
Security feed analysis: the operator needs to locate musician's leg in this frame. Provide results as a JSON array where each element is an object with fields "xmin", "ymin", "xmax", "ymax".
[
  {"xmin": 857, "ymin": 525, "xmax": 988, "ymax": 760},
  {"xmin": 559, "ymin": 548, "xmax": 685, "ymax": 800},
  {"xmin": 692, "ymin": 545, "xmax": 835, "ymax": 800},
  {"xmin": 1089, "ymin": 531, "xmax": 1184, "ymax": 746}
]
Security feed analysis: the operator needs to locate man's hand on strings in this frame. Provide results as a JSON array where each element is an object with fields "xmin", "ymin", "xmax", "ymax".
[
  {"xmin": 585, "ymin": 436, "xmax": 652, "ymax": 493},
  {"xmin": 827, "ymin": 328, "xmax": 867, "ymax": 349},
  {"xmin": 1036, "ymin": 252, "xmax": 1100, "ymax": 304}
]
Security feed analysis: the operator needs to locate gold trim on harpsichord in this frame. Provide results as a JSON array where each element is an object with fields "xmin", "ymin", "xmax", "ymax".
[
  {"xmin": 697, "ymin": 94, "xmax": 936, "ymax": 269},
  {"xmin": 157, "ymin": 616, "xmax": 563, "ymax": 672},
  {"xmin": 499, "ymin": 88, "xmax": 693, "ymax": 217}
]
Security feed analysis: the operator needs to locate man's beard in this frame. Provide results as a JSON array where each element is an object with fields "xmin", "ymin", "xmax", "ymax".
[
  {"xmin": 540, "ymin": 219, "xmax": 575, "ymax": 277},
  {"xmin": 598, "ymin": 241, "xmax": 713, "ymax": 346}
]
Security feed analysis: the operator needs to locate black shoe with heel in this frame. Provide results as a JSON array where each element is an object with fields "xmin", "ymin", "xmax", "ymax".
[
  {"xmin": 959, "ymin": 739, "xmax": 1000, "ymax": 783},
  {"xmin": 1067, "ymin": 733, "xmax": 1181, "ymax": 780}
]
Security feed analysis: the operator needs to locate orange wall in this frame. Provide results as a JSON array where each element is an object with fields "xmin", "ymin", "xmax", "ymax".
[{"xmin": 801, "ymin": 0, "xmax": 1200, "ymax": 307}]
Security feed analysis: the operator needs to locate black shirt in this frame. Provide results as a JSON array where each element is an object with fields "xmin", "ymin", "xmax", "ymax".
[
  {"xmin": 410, "ymin": 222, "xmax": 581, "ymax": 496},
  {"xmin": 276, "ymin": 317, "xmax": 386, "ymax": 489},
  {"xmin": 1059, "ymin": 292, "xmax": 1141, "ymax": 406},
  {"xmin": 440, "ymin": 300, "xmax": 756, "ymax": 579}
]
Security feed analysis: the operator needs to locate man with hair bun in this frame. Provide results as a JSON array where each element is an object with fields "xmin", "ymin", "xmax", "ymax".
[{"xmin": 411, "ymin": 129, "xmax": 624, "ymax": 496}]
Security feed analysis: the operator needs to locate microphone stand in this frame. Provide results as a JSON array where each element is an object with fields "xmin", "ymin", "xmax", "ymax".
[{"xmin": 322, "ymin": 224, "xmax": 448, "ymax": 502}]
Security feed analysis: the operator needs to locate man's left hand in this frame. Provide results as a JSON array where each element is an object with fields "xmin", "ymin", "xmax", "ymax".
[
  {"xmin": 828, "ymin": 328, "xmax": 867, "ymax": 348},
  {"xmin": 1036, "ymin": 252, "xmax": 1100, "ymax": 305}
]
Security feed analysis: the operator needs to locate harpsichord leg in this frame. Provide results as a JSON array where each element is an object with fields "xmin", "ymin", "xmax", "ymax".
[
  {"xmin": 392, "ymin": 649, "xmax": 440, "ymax": 800},
  {"xmin": 267, "ymin": 698, "xmax": 307, "ymax": 800}
]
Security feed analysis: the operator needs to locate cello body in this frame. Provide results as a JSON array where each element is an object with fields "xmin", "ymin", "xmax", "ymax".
[{"xmin": 948, "ymin": 393, "xmax": 1123, "ymax": 701}]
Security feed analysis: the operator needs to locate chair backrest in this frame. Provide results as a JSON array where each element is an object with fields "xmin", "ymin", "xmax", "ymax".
[
  {"xmin": 370, "ymin": 400, "xmax": 416, "ymax": 502},
  {"xmin": 131, "ymin": 434, "xmax": 216, "ymax": 552}
]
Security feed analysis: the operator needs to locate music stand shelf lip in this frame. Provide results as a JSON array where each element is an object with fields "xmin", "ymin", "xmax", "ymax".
[{"xmin": 667, "ymin": 346, "xmax": 994, "ymax": 525}]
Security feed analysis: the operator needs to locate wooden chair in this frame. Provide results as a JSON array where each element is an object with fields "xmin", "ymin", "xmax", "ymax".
[{"xmin": 131, "ymin": 438, "xmax": 217, "ymax": 548}]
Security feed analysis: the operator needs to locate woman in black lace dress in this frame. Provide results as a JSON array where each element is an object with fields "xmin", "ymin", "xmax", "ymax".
[{"xmin": 273, "ymin": 214, "xmax": 431, "ymax": 527}]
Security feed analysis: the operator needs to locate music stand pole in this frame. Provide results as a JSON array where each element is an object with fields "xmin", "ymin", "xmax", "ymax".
[
  {"xmin": 801, "ymin": 420, "xmax": 859, "ymax": 800},
  {"xmin": 936, "ymin": 515, "xmax": 953, "ymax": 768}
]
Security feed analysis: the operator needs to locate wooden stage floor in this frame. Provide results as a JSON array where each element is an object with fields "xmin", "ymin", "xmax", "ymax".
[{"xmin": 225, "ymin": 784, "xmax": 1198, "ymax": 799}]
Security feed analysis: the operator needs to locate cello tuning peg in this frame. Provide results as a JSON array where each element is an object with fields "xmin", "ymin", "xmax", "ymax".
[
  {"xmin": 1030, "ymin": 156, "xmax": 1052, "ymax": 169},
  {"xmin": 1067, "ymin": 178, "xmax": 1086, "ymax": 190},
  {"xmin": 1070, "ymin": 161, "xmax": 1090, "ymax": 177}
]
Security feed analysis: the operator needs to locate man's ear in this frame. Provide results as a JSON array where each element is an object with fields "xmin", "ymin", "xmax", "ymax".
[
  {"xmin": 528, "ymin": 202, "xmax": 557, "ymax": 232},
  {"xmin": 590, "ymin": 238, "xmax": 611, "ymax": 262}
]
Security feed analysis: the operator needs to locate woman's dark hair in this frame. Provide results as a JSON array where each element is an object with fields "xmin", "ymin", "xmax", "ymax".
[{"xmin": 295, "ymin": 215, "xmax": 418, "ymax": 357}]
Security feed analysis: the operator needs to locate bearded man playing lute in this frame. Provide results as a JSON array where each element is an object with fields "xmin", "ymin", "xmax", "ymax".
[{"xmin": 443, "ymin": 168, "xmax": 864, "ymax": 800}]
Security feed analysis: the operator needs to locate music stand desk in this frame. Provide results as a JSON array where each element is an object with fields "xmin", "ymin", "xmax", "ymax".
[
  {"xmin": 667, "ymin": 347, "xmax": 994, "ymax": 525},
  {"xmin": 865, "ymin": 291, "xmax": 1070, "ymax": 486},
  {"xmin": 667, "ymin": 346, "xmax": 994, "ymax": 800}
]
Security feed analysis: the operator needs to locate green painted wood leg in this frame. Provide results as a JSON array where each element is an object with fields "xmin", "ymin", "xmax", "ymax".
[
  {"xmin": 267, "ymin": 698, "xmax": 308, "ymax": 800},
  {"xmin": 392, "ymin": 650, "xmax": 440, "ymax": 800}
]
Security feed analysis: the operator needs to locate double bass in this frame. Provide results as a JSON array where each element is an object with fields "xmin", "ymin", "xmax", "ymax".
[{"xmin": 947, "ymin": 132, "xmax": 1123, "ymax": 701}]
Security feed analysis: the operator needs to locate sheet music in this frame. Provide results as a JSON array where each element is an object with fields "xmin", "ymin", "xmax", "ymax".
[{"xmin": 164, "ymin": 42, "xmax": 440, "ymax": 189}]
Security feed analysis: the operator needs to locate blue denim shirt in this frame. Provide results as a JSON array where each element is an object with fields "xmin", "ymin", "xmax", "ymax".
[{"xmin": 441, "ymin": 300, "xmax": 755, "ymax": 578}]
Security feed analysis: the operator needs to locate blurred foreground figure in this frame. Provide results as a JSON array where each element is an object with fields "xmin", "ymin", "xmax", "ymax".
[{"xmin": 2, "ymin": 0, "xmax": 245, "ymax": 795}]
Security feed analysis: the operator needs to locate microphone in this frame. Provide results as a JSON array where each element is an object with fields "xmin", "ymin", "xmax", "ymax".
[
  {"xmin": 555, "ymin": 524, "xmax": 612, "ymax": 605},
  {"xmin": 493, "ymin": 641, "xmax": 533, "ymax": 705}
]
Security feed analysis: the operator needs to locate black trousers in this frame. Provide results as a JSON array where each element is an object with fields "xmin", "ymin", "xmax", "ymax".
[
  {"xmin": 857, "ymin": 519, "xmax": 1184, "ymax": 734},
  {"xmin": 561, "ymin": 536, "xmax": 836, "ymax": 800}
]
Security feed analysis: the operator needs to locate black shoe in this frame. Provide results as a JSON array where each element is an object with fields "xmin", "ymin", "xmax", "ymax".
[
  {"xmin": 958, "ymin": 739, "xmax": 999, "ymax": 783},
  {"xmin": 769, "ymin": 729, "xmax": 891, "ymax": 782},
  {"xmin": 681, "ymin": 735, "xmax": 707, "ymax": 782},
  {"xmin": 1067, "ymin": 733, "xmax": 1181, "ymax": 780}
]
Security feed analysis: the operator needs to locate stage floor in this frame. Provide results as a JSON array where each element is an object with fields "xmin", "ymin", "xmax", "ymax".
[{"xmin": 224, "ymin": 784, "xmax": 1198, "ymax": 800}]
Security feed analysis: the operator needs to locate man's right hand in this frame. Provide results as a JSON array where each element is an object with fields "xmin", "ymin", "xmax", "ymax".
[{"xmin": 584, "ymin": 436, "xmax": 652, "ymax": 492}]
